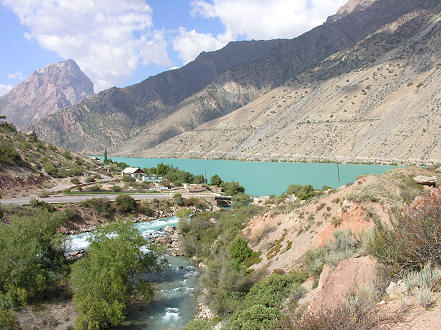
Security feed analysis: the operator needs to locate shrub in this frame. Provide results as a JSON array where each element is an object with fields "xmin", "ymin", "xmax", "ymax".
[
  {"xmin": 368, "ymin": 191, "xmax": 441, "ymax": 272},
  {"xmin": 85, "ymin": 184, "xmax": 101, "ymax": 192},
  {"xmin": 70, "ymin": 177, "xmax": 80, "ymax": 185},
  {"xmin": 176, "ymin": 208, "xmax": 193, "ymax": 220},
  {"xmin": 210, "ymin": 174, "xmax": 222, "ymax": 186},
  {"xmin": 232, "ymin": 193, "xmax": 252, "ymax": 209},
  {"xmin": 229, "ymin": 236, "xmax": 254, "ymax": 265},
  {"xmin": 85, "ymin": 176, "xmax": 96, "ymax": 183},
  {"xmin": 173, "ymin": 193, "xmax": 184, "ymax": 206},
  {"xmin": 62, "ymin": 150, "xmax": 72, "ymax": 160},
  {"xmin": 80, "ymin": 198, "xmax": 114, "ymax": 218},
  {"xmin": 37, "ymin": 189, "xmax": 50, "ymax": 198},
  {"xmin": 0, "ymin": 309, "xmax": 17, "ymax": 328},
  {"xmin": 29, "ymin": 198, "xmax": 55, "ymax": 212},
  {"xmin": 231, "ymin": 304, "xmax": 281, "ymax": 330},
  {"xmin": 285, "ymin": 184, "xmax": 316, "ymax": 200},
  {"xmin": 122, "ymin": 175, "xmax": 135, "ymax": 183},
  {"xmin": 221, "ymin": 182, "xmax": 245, "ymax": 196},
  {"xmin": 115, "ymin": 194, "xmax": 137, "ymax": 214},
  {"xmin": 110, "ymin": 185, "xmax": 122, "ymax": 192},
  {"xmin": 71, "ymin": 222, "xmax": 162, "ymax": 329},
  {"xmin": 304, "ymin": 231, "xmax": 359, "ymax": 278},
  {"xmin": 0, "ymin": 142, "xmax": 27, "ymax": 167},
  {"xmin": 138, "ymin": 203, "xmax": 154, "ymax": 216},
  {"xmin": 0, "ymin": 209, "xmax": 66, "ymax": 306}
]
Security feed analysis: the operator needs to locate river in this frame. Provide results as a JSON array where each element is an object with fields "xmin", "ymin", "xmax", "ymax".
[
  {"xmin": 63, "ymin": 216, "xmax": 199, "ymax": 329},
  {"xmin": 101, "ymin": 157, "xmax": 395, "ymax": 196}
]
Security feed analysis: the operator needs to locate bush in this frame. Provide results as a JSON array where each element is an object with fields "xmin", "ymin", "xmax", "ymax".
[
  {"xmin": 285, "ymin": 184, "xmax": 316, "ymax": 200},
  {"xmin": 232, "ymin": 193, "xmax": 252, "ymax": 209},
  {"xmin": 62, "ymin": 150, "xmax": 72, "ymax": 160},
  {"xmin": 229, "ymin": 236, "xmax": 254, "ymax": 265},
  {"xmin": 70, "ymin": 177, "xmax": 80, "ymax": 185},
  {"xmin": 29, "ymin": 198, "xmax": 55, "ymax": 212},
  {"xmin": 0, "ymin": 142, "xmax": 27, "ymax": 167},
  {"xmin": 85, "ymin": 176, "xmax": 96, "ymax": 183},
  {"xmin": 304, "ymin": 231, "xmax": 359, "ymax": 279},
  {"xmin": 110, "ymin": 185, "xmax": 122, "ymax": 192},
  {"xmin": 85, "ymin": 184, "xmax": 101, "ymax": 192},
  {"xmin": 71, "ymin": 222, "xmax": 162, "ymax": 329},
  {"xmin": 122, "ymin": 175, "xmax": 135, "ymax": 183},
  {"xmin": 221, "ymin": 182, "xmax": 245, "ymax": 196},
  {"xmin": 173, "ymin": 193, "xmax": 184, "ymax": 206},
  {"xmin": 115, "ymin": 194, "xmax": 137, "ymax": 214},
  {"xmin": 231, "ymin": 272, "xmax": 307, "ymax": 329},
  {"xmin": 231, "ymin": 304, "xmax": 281, "ymax": 330},
  {"xmin": 80, "ymin": 198, "xmax": 114, "ymax": 218},
  {"xmin": 138, "ymin": 203, "xmax": 154, "ymax": 216},
  {"xmin": 210, "ymin": 174, "xmax": 223, "ymax": 186},
  {"xmin": 0, "ymin": 209, "xmax": 66, "ymax": 306},
  {"xmin": 0, "ymin": 309, "xmax": 17, "ymax": 328},
  {"xmin": 368, "ymin": 191, "xmax": 441, "ymax": 272},
  {"xmin": 37, "ymin": 189, "xmax": 50, "ymax": 198}
]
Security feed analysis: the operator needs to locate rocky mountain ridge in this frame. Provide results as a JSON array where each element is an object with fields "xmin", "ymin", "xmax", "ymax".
[
  {"xmin": 125, "ymin": 2, "xmax": 441, "ymax": 165},
  {"xmin": 29, "ymin": 0, "xmax": 439, "ymax": 157},
  {"xmin": 0, "ymin": 59, "xmax": 94, "ymax": 128}
]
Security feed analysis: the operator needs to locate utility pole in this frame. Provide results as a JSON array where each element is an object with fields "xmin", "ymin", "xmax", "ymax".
[{"xmin": 337, "ymin": 163, "xmax": 341, "ymax": 187}]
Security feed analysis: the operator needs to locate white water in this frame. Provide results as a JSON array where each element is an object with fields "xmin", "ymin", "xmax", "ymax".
[{"xmin": 64, "ymin": 216, "xmax": 199, "ymax": 329}]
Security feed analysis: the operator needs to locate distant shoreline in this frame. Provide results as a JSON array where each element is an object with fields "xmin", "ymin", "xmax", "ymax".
[{"xmin": 88, "ymin": 154, "xmax": 440, "ymax": 167}]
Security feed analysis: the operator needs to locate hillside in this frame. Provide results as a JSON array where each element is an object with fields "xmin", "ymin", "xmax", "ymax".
[
  {"xmin": 142, "ymin": 3, "xmax": 441, "ymax": 165},
  {"xmin": 0, "ymin": 60, "xmax": 93, "ymax": 128},
  {"xmin": 0, "ymin": 119, "xmax": 101, "ymax": 198},
  {"xmin": 30, "ymin": 0, "xmax": 437, "ymax": 155}
]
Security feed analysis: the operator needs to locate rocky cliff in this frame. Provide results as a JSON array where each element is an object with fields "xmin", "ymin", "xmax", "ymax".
[{"xmin": 0, "ymin": 59, "xmax": 94, "ymax": 128}]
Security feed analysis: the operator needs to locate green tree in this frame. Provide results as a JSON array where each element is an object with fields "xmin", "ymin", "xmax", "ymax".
[
  {"xmin": 71, "ymin": 222, "xmax": 163, "ymax": 329},
  {"xmin": 0, "ymin": 209, "xmax": 66, "ymax": 306},
  {"xmin": 104, "ymin": 149, "xmax": 108, "ymax": 164},
  {"xmin": 221, "ymin": 182, "xmax": 245, "ymax": 196},
  {"xmin": 210, "ymin": 174, "xmax": 222, "ymax": 186}
]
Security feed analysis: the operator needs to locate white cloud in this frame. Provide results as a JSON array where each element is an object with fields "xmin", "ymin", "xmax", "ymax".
[
  {"xmin": 7, "ymin": 72, "xmax": 24, "ymax": 80},
  {"xmin": 173, "ymin": 28, "xmax": 227, "ymax": 64},
  {"xmin": 2, "ymin": 0, "xmax": 172, "ymax": 91},
  {"xmin": 191, "ymin": 0, "xmax": 347, "ymax": 40},
  {"xmin": 0, "ymin": 84, "xmax": 13, "ymax": 96}
]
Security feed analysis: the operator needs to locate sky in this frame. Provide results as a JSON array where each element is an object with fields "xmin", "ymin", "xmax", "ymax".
[{"xmin": 0, "ymin": 0, "xmax": 347, "ymax": 95}]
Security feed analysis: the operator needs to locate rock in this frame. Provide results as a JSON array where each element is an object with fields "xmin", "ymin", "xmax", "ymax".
[
  {"xmin": 307, "ymin": 256, "xmax": 378, "ymax": 315},
  {"xmin": 413, "ymin": 176, "xmax": 437, "ymax": 186},
  {"xmin": 386, "ymin": 280, "xmax": 408, "ymax": 299},
  {"xmin": 164, "ymin": 226, "xmax": 176, "ymax": 234}
]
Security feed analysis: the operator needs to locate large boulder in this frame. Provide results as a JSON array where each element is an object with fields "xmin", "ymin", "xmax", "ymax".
[{"xmin": 307, "ymin": 256, "xmax": 378, "ymax": 315}]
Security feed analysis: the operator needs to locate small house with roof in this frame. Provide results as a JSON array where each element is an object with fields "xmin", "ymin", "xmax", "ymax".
[
  {"xmin": 121, "ymin": 167, "xmax": 163, "ymax": 183},
  {"xmin": 121, "ymin": 167, "xmax": 146, "ymax": 181}
]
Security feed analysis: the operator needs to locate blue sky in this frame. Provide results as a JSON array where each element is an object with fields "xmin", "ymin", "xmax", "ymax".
[{"xmin": 0, "ymin": 0, "xmax": 347, "ymax": 95}]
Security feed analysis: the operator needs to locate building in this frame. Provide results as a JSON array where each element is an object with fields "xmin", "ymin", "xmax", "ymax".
[
  {"xmin": 121, "ymin": 167, "xmax": 163, "ymax": 183},
  {"xmin": 121, "ymin": 167, "xmax": 146, "ymax": 181}
]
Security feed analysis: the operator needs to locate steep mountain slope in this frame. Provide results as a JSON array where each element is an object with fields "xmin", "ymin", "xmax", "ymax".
[
  {"xmin": 31, "ymin": 40, "xmax": 285, "ymax": 153},
  {"xmin": 32, "ymin": 0, "xmax": 436, "ymax": 155},
  {"xmin": 142, "ymin": 4, "xmax": 441, "ymax": 165},
  {"xmin": 0, "ymin": 60, "xmax": 93, "ymax": 127}
]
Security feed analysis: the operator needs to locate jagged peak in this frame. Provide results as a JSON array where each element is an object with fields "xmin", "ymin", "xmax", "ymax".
[{"xmin": 327, "ymin": 0, "xmax": 378, "ymax": 23}]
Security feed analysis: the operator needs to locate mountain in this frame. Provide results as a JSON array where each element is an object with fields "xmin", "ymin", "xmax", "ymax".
[
  {"xmin": 143, "ymin": 2, "xmax": 441, "ymax": 164},
  {"xmin": 32, "ymin": 0, "xmax": 440, "ymax": 161},
  {"xmin": 0, "ymin": 59, "xmax": 94, "ymax": 127}
]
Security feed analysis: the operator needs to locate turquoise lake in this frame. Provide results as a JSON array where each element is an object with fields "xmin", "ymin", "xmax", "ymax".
[{"xmin": 103, "ymin": 157, "xmax": 395, "ymax": 196}]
